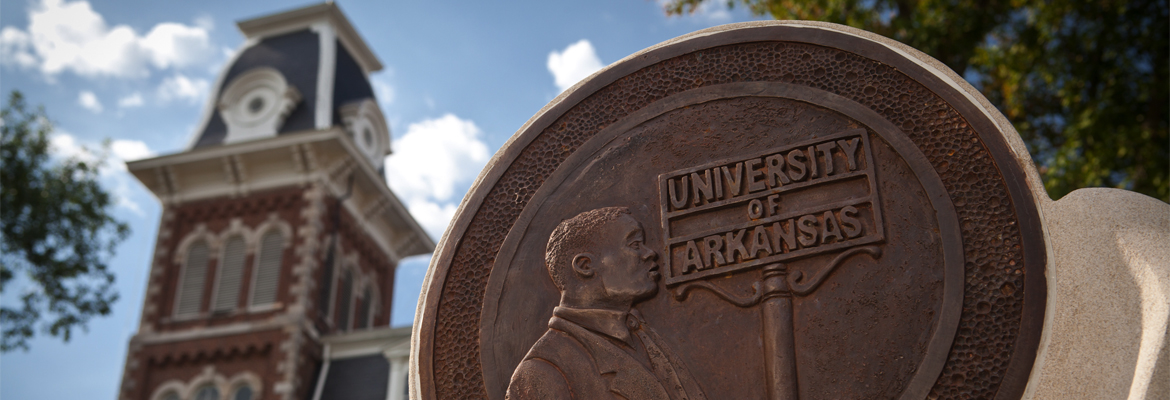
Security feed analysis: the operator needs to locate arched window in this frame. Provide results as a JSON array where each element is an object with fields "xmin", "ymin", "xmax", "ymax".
[
  {"xmin": 232, "ymin": 385, "xmax": 253, "ymax": 400},
  {"xmin": 176, "ymin": 240, "xmax": 210, "ymax": 317},
  {"xmin": 159, "ymin": 392, "xmax": 180, "ymax": 400},
  {"xmin": 336, "ymin": 269, "xmax": 353, "ymax": 331},
  {"xmin": 250, "ymin": 230, "xmax": 284, "ymax": 307},
  {"xmin": 193, "ymin": 385, "xmax": 219, "ymax": 400},
  {"xmin": 355, "ymin": 285, "xmax": 372, "ymax": 329},
  {"xmin": 212, "ymin": 236, "xmax": 246, "ymax": 312},
  {"xmin": 318, "ymin": 255, "xmax": 335, "ymax": 320}
]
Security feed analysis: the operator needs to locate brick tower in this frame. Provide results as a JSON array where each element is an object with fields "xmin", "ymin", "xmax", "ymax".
[{"xmin": 117, "ymin": 4, "xmax": 433, "ymax": 400}]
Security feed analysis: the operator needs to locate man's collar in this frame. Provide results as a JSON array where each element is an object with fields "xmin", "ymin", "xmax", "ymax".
[{"xmin": 553, "ymin": 306, "xmax": 633, "ymax": 345}]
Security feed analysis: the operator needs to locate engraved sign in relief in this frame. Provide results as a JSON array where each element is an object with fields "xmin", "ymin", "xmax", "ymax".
[
  {"xmin": 657, "ymin": 128, "xmax": 887, "ymax": 399},
  {"xmin": 660, "ymin": 128, "xmax": 883, "ymax": 286},
  {"xmin": 415, "ymin": 22, "xmax": 1047, "ymax": 400}
]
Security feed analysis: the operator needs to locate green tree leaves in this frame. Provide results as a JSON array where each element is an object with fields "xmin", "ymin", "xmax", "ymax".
[
  {"xmin": 0, "ymin": 91, "xmax": 129, "ymax": 351},
  {"xmin": 664, "ymin": 0, "xmax": 1169, "ymax": 201}
]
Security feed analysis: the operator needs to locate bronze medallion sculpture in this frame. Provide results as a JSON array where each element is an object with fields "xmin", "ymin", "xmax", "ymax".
[{"xmin": 414, "ymin": 22, "xmax": 1047, "ymax": 400}]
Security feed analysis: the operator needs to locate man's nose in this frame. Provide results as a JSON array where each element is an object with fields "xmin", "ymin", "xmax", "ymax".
[{"xmin": 641, "ymin": 247, "xmax": 658, "ymax": 261}]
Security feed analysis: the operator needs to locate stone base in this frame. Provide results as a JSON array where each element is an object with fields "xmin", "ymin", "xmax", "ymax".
[{"xmin": 1027, "ymin": 188, "xmax": 1169, "ymax": 399}]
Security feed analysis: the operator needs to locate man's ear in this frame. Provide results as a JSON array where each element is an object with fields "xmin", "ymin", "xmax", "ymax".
[{"xmin": 571, "ymin": 253, "xmax": 594, "ymax": 278}]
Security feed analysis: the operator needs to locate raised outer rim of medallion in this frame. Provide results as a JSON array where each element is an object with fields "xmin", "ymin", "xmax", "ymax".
[
  {"xmin": 478, "ymin": 82, "xmax": 965, "ymax": 400},
  {"xmin": 411, "ymin": 21, "xmax": 1049, "ymax": 400}
]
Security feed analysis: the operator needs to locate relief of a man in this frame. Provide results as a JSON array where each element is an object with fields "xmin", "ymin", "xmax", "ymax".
[{"xmin": 506, "ymin": 207, "xmax": 707, "ymax": 400}]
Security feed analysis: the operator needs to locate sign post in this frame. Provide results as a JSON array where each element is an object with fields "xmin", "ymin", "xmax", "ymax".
[{"xmin": 660, "ymin": 128, "xmax": 886, "ymax": 400}]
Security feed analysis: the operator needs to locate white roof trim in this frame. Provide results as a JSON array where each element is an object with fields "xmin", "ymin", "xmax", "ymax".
[
  {"xmin": 236, "ymin": 2, "xmax": 383, "ymax": 74},
  {"xmin": 322, "ymin": 325, "xmax": 411, "ymax": 359},
  {"xmin": 126, "ymin": 128, "xmax": 436, "ymax": 258},
  {"xmin": 311, "ymin": 22, "xmax": 337, "ymax": 130}
]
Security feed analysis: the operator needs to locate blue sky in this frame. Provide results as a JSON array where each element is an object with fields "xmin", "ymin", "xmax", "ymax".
[{"xmin": 0, "ymin": 0, "xmax": 760, "ymax": 398}]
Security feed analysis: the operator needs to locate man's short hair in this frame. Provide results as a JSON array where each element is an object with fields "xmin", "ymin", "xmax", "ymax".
[{"xmin": 545, "ymin": 207, "xmax": 631, "ymax": 291}]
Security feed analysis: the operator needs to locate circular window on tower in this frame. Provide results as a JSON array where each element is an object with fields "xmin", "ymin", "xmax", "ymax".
[
  {"xmin": 233, "ymin": 86, "xmax": 279, "ymax": 127},
  {"xmin": 362, "ymin": 127, "xmax": 374, "ymax": 149},
  {"xmin": 218, "ymin": 67, "xmax": 301, "ymax": 143},
  {"xmin": 338, "ymin": 98, "xmax": 389, "ymax": 166},
  {"xmin": 247, "ymin": 96, "xmax": 266, "ymax": 115},
  {"xmin": 348, "ymin": 117, "xmax": 380, "ymax": 159}
]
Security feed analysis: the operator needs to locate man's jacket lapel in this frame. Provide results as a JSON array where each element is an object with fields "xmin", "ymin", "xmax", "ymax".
[{"xmin": 551, "ymin": 317, "xmax": 671, "ymax": 400}]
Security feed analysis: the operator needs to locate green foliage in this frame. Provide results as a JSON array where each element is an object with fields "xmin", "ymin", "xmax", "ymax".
[
  {"xmin": 0, "ymin": 91, "xmax": 129, "ymax": 351},
  {"xmin": 664, "ymin": 0, "xmax": 1169, "ymax": 201}
]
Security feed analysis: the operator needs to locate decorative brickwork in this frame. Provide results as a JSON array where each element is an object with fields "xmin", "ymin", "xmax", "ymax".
[{"xmin": 120, "ymin": 182, "xmax": 403, "ymax": 400}]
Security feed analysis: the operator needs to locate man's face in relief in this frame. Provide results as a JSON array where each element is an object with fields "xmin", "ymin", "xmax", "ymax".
[{"xmin": 591, "ymin": 214, "xmax": 661, "ymax": 304}]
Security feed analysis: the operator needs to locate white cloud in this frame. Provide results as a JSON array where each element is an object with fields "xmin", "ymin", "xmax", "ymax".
[
  {"xmin": 78, "ymin": 90, "xmax": 103, "ymax": 113},
  {"xmin": 403, "ymin": 199, "xmax": 460, "ymax": 240},
  {"xmin": 139, "ymin": 23, "xmax": 216, "ymax": 70},
  {"xmin": 0, "ymin": 0, "xmax": 215, "ymax": 79},
  {"xmin": 117, "ymin": 92, "xmax": 144, "ymax": 108},
  {"xmin": 0, "ymin": 28, "xmax": 37, "ymax": 69},
  {"xmin": 547, "ymin": 39, "xmax": 604, "ymax": 92},
  {"xmin": 370, "ymin": 73, "xmax": 398, "ymax": 134},
  {"xmin": 110, "ymin": 139, "xmax": 154, "ymax": 161},
  {"xmin": 157, "ymin": 73, "xmax": 208, "ymax": 104},
  {"xmin": 49, "ymin": 132, "xmax": 155, "ymax": 214},
  {"xmin": 193, "ymin": 15, "xmax": 215, "ymax": 31},
  {"xmin": 371, "ymin": 74, "xmax": 395, "ymax": 106},
  {"xmin": 207, "ymin": 46, "xmax": 235, "ymax": 74},
  {"xmin": 50, "ymin": 133, "xmax": 154, "ymax": 172},
  {"xmin": 49, "ymin": 132, "xmax": 93, "ymax": 163},
  {"xmin": 385, "ymin": 114, "xmax": 491, "ymax": 238}
]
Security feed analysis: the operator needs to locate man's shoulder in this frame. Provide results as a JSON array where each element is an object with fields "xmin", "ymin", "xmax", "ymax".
[
  {"xmin": 508, "ymin": 326, "xmax": 607, "ymax": 400},
  {"xmin": 507, "ymin": 358, "xmax": 571, "ymax": 400},
  {"xmin": 523, "ymin": 325, "xmax": 594, "ymax": 371}
]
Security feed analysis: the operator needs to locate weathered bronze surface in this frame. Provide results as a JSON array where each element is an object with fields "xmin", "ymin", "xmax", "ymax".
[{"xmin": 415, "ymin": 22, "xmax": 1047, "ymax": 400}]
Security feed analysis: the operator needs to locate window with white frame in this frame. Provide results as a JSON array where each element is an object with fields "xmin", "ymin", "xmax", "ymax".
[
  {"xmin": 218, "ymin": 67, "xmax": 301, "ymax": 144},
  {"xmin": 338, "ymin": 98, "xmax": 390, "ymax": 167},
  {"xmin": 151, "ymin": 372, "xmax": 260, "ymax": 400},
  {"xmin": 175, "ymin": 240, "xmax": 210, "ymax": 317},
  {"xmin": 193, "ymin": 385, "xmax": 219, "ymax": 400},
  {"xmin": 212, "ymin": 236, "xmax": 247, "ymax": 312},
  {"xmin": 231, "ymin": 385, "xmax": 253, "ymax": 400},
  {"xmin": 249, "ymin": 230, "xmax": 284, "ymax": 307}
]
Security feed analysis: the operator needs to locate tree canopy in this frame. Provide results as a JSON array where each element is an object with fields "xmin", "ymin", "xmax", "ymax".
[
  {"xmin": 0, "ymin": 91, "xmax": 129, "ymax": 351},
  {"xmin": 665, "ymin": 0, "xmax": 1169, "ymax": 201}
]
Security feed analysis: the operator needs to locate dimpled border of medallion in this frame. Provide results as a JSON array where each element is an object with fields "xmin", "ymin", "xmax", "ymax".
[{"xmin": 414, "ymin": 22, "xmax": 1046, "ymax": 400}]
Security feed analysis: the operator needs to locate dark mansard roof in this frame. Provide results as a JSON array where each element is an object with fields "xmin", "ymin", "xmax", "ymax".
[{"xmin": 189, "ymin": 3, "xmax": 383, "ymax": 150}]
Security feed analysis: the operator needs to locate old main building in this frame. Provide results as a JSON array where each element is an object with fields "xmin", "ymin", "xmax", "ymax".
[{"xmin": 118, "ymin": 4, "xmax": 432, "ymax": 400}]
